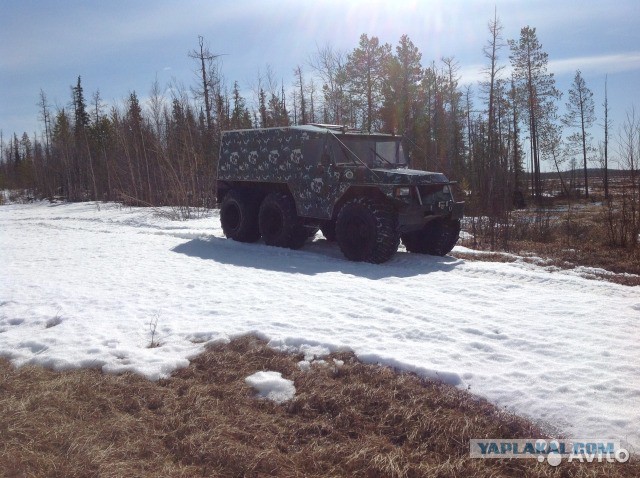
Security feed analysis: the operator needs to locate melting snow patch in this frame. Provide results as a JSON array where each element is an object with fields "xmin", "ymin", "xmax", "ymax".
[
  {"xmin": 297, "ymin": 360, "xmax": 311, "ymax": 371},
  {"xmin": 245, "ymin": 371, "xmax": 296, "ymax": 404},
  {"xmin": 298, "ymin": 357, "xmax": 343, "ymax": 372}
]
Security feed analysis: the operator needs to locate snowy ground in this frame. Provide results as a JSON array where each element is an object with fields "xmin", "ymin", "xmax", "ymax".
[{"xmin": 1, "ymin": 201, "xmax": 639, "ymax": 451}]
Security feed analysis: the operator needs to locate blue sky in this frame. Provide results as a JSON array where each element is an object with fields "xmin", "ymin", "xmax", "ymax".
[{"xmin": 2, "ymin": 0, "xmax": 639, "ymax": 160}]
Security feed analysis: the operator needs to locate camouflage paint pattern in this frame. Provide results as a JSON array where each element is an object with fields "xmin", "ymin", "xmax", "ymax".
[{"xmin": 218, "ymin": 125, "xmax": 453, "ymax": 220}]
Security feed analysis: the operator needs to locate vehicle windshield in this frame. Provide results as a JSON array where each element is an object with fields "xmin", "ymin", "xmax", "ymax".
[
  {"xmin": 333, "ymin": 137, "xmax": 408, "ymax": 168},
  {"xmin": 374, "ymin": 140, "xmax": 408, "ymax": 168}
]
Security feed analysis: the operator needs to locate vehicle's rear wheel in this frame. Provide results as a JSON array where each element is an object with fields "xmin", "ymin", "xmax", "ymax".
[
  {"xmin": 220, "ymin": 189, "xmax": 260, "ymax": 243},
  {"xmin": 335, "ymin": 197, "xmax": 399, "ymax": 263},
  {"xmin": 401, "ymin": 218, "xmax": 461, "ymax": 256},
  {"xmin": 259, "ymin": 192, "xmax": 307, "ymax": 249}
]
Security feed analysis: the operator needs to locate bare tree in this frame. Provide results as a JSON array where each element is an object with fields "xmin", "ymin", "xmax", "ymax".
[
  {"xmin": 606, "ymin": 107, "xmax": 640, "ymax": 247},
  {"xmin": 601, "ymin": 75, "xmax": 611, "ymax": 199},
  {"xmin": 188, "ymin": 35, "xmax": 220, "ymax": 133},
  {"xmin": 293, "ymin": 65, "xmax": 307, "ymax": 124},
  {"xmin": 481, "ymin": 9, "xmax": 506, "ymax": 161},
  {"xmin": 37, "ymin": 89, "xmax": 52, "ymax": 158},
  {"xmin": 308, "ymin": 77, "xmax": 317, "ymax": 124},
  {"xmin": 440, "ymin": 56, "xmax": 464, "ymax": 178},
  {"xmin": 148, "ymin": 76, "xmax": 167, "ymax": 139},
  {"xmin": 308, "ymin": 42, "xmax": 347, "ymax": 124}
]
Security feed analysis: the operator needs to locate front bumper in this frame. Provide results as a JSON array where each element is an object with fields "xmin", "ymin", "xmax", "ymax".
[{"xmin": 397, "ymin": 200, "xmax": 464, "ymax": 232}]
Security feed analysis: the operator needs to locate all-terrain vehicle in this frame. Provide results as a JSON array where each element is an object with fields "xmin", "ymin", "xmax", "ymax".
[{"xmin": 216, "ymin": 125, "xmax": 464, "ymax": 263}]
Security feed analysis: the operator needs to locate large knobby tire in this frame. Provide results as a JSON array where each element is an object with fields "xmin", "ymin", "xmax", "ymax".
[
  {"xmin": 220, "ymin": 189, "xmax": 260, "ymax": 243},
  {"xmin": 402, "ymin": 218, "xmax": 461, "ymax": 256},
  {"xmin": 335, "ymin": 198, "xmax": 399, "ymax": 263},
  {"xmin": 259, "ymin": 192, "xmax": 307, "ymax": 250}
]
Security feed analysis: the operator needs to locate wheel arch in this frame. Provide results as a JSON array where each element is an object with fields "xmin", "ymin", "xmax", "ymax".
[
  {"xmin": 330, "ymin": 186, "xmax": 390, "ymax": 221},
  {"xmin": 217, "ymin": 180, "xmax": 290, "ymax": 205}
]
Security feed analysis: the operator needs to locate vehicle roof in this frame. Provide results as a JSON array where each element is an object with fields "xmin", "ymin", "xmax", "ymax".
[{"xmin": 222, "ymin": 124, "xmax": 399, "ymax": 138}]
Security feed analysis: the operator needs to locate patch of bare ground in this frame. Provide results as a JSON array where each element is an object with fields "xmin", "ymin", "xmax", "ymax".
[
  {"xmin": 1, "ymin": 336, "xmax": 637, "ymax": 477},
  {"xmin": 453, "ymin": 243, "xmax": 640, "ymax": 286},
  {"xmin": 457, "ymin": 188, "xmax": 640, "ymax": 286}
]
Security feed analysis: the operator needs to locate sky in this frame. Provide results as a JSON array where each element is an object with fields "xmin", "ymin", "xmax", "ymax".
[{"xmin": 1, "ymin": 0, "xmax": 639, "ymax": 164}]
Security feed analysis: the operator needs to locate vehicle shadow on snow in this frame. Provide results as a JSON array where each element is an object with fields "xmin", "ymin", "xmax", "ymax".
[{"xmin": 172, "ymin": 236, "xmax": 462, "ymax": 279}]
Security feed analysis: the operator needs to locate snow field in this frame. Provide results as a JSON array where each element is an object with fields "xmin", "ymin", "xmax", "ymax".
[{"xmin": 1, "ymin": 201, "xmax": 638, "ymax": 451}]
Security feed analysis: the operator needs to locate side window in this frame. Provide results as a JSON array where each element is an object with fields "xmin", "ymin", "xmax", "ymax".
[
  {"xmin": 331, "ymin": 141, "xmax": 352, "ymax": 164},
  {"xmin": 342, "ymin": 139, "xmax": 373, "ymax": 166},
  {"xmin": 330, "ymin": 138, "xmax": 362, "ymax": 165}
]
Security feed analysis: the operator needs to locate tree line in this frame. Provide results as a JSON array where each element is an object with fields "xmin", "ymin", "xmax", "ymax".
[{"xmin": 1, "ymin": 15, "xmax": 638, "ymax": 246}]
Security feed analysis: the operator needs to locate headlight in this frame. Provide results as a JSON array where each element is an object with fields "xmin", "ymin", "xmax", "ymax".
[{"xmin": 395, "ymin": 187, "xmax": 411, "ymax": 197}]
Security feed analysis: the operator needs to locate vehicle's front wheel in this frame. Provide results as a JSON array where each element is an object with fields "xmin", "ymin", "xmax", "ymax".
[
  {"xmin": 259, "ymin": 192, "xmax": 307, "ymax": 249},
  {"xmin": 335, "ymin": 197, "xmax": 399, "ymax": 263},
  {"xmin": 220, "ymin": 189, "xmax": 260, "ymax": 243},
  {"xmin": 401, "ymin": 218, "xmax": 461, "ymax": 256}
]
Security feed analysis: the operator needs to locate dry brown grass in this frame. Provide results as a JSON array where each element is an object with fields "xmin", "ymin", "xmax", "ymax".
[
  {"xmin": 459, "ymin": 180, "xmax": 640, "ymax": 286},
  {"xmin": 1, "ymin": 335, "xmax": 637, "ymax": 477},
  {"xmin": 453, "ymin": 243, "xmax": 640, "ymax": 286}
]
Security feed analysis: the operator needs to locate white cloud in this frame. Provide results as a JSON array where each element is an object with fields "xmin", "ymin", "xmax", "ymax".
[
  {"xmin": 458, "ymin": 63, "xmax": 503, "ymax": 86},
  {"xmin": 549, "ymin": 52, "xmax": 640, "ymax": 76},
  {"xmin": 458, "ymin": 51, "xmax": 640, "ymax": 87}
]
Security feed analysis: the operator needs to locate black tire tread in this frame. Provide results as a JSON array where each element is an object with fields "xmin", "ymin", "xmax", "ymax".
[
  {"xmin": 402, "ymin": 218, "xmax": 461, "ymax": 256},
  {"xmin": 259, "ymin": 192, "xmax": 307, "ymax": 250},
  {"xmin": 220, "ymin": 189, "xmax": 261, "ymax": 243},
  {"xmin": 335, "ymin": 197, "xmax": 399, "ymax": 263}
]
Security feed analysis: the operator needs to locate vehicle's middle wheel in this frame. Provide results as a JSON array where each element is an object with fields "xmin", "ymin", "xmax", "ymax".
[
  {"xmin": 259, "ymin": 192, "xmax": 307, "ymax": 249},
  {"xmin": 335, "ymin": 197, "xmax": 399, "ymax": 263}
]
